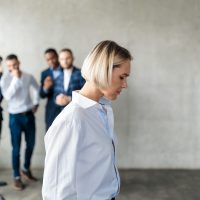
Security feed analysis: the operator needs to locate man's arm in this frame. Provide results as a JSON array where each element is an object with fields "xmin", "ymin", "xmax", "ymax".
[
  {"xmin": 0, "ymin": 73, "xmax": 3, "ymax": 103},
  {"xmin": 30, "ymin": 75, "xmax": 40, "ymax": 112},
  {"xmin": 1, "ymin": 75, "xmax": 22, "ymax": 101},
  {"xmin": 40, "ymin": 72, "xmax": 53, "ymax": 98}
]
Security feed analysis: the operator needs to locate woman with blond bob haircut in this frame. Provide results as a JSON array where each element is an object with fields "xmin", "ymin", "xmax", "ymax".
[
  {"xmin": 42, "ymin": 40, "xmax": 132, "ymax": 200},
  {"xmin": 82, "ymin": 40, "xmax": 132, "ymax": 89}
]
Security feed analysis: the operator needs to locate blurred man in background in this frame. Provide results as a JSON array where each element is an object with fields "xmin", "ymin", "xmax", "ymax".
[
  {"xmin": 55, "ymin": 48, "xmax": 85, "ymax": 107},
  {"xmin": 0, "ymin": 56, "xmax": 6, "ymax": 199},
  {"xmin": 1, "ymin": 54, "xmax": 39, "ymax": 191},
  {"xmin": 0, "ymin": 56, "xmax": 3, "ymax": 140},
  {"xmin": 40, "ymin": 48, "xmax": 62, "ymax": 131}
]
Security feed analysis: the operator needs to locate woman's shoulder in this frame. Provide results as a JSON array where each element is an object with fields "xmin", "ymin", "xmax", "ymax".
[
  {"xmin": 52, "ymin": 102, "xmax": 86, "ymax": 127},
  {"xmin": 45, "ymin": 103, "xmax": 86, "ymax": 142}
]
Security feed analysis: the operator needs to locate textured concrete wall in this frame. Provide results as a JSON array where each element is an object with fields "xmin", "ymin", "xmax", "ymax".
[{"xmin": 0, "ymin": 0, "xmax": 199, "ymax": 169}]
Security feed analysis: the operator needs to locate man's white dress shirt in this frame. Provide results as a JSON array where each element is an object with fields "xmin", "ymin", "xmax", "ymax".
[
  {"xmin": 0, "ymin": 71, "xmax": 40, "ymax": 114},
  {"xmin": 42, "ymin": 91, "xmax": 120, "ymax": 200},
  {"xmin": 63, "ymin": 68, "xmax": 72, "ymax": 91}
]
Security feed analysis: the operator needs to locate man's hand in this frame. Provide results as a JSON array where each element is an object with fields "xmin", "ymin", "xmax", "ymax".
[
  {"xmin": 43, "ymin": 76, "xmax": 53, "ymax": 90},
  {"xmin": 56, "ymin": 94, "xmax": 71, "ymax": 106},
  {"xmin": 12, "ymin": 69, "xmax": 21, "ymax": 78},
  {"xmin": 32, "ymin": 105, "xmax": 39, "ymax": 113}
]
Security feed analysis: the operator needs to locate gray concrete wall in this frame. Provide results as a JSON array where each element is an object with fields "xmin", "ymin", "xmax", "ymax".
[{"xmin": 0, "ymin": 0, "xmax": 199, "ymax": 169}]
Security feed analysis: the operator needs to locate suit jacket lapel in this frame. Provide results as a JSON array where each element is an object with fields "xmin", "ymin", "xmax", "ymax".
[{"xmin": 47, "ymin": 68, "xmax": 54, "ymax": 79}]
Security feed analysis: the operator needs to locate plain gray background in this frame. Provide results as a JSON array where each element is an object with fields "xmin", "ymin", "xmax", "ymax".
[{"xmin": 0, "ymin": 0, "xmax": 199, "ymax": 169}]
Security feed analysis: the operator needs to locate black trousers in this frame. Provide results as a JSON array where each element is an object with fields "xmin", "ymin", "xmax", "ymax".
[{"xmin": 111, "ymin": 198, "xmax": 115, "ymax": 200}]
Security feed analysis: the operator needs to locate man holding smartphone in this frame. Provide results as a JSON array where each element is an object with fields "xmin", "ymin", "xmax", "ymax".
[{"xmin": 0, "ymin": 54, "xmax": 40, "ymax": 191}]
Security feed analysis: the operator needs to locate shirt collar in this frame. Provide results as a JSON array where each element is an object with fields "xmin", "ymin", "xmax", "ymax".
[
  {"xmin": 50, "ymin": 66, "xmax": 62, "ymax": 71},
  {"xmin": 64, "ymin": 67, "xmax": 73, "ymax": 74},
  {"xmin": 72, "ymin": 91, "xmax": 111, "ymax": 109}
]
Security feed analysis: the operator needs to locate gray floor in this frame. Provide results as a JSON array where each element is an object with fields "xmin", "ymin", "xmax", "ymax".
[{"xmin": 0, "ymin": 169, "xmax": 200, "ymax": 200}]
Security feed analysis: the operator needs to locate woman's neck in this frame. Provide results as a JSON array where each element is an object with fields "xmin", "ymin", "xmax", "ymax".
[{"xmin": 79, "ymin": 82, "xmax": 103, "ymax": 102}]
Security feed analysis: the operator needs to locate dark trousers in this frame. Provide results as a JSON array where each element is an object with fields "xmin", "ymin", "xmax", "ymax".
[{"xmin": 9, "ymin": 111, "xmax": 35, "ymax": 178}]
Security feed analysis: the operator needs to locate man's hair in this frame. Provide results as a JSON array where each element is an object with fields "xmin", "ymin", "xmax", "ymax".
[
  {"xmin": 44, "ymin": 48, "xmax": 58, "ymax": 56},
  {"xmin": 6, "ymin": 54, "xmax": 18, "ymax": 61},
  {"xmin": 60, "ymin": 48, "xmax": 73, "ymax": 57},
  {"xmin": 0, "ymin": 56, "xmax": 2, "ymax": 63}
]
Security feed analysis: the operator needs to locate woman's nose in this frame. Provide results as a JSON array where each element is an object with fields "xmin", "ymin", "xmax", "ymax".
[{"xmin": 122, "ymin": 79, "xmax": 128, "ymax": 88}]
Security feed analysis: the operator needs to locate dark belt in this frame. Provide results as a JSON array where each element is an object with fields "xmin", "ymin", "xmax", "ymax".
[
  {"xmin": 17, "ymin": 110, "xmax": 33, "ymax": 115},
  {"xmin": 111, "ymin": 198, "xmax": 115, "ymax": 200}
]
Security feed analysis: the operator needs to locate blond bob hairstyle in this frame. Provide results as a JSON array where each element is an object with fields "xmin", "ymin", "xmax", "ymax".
[{"xmin": 81, "ymin": 40, "xmax": 132, "ymax": 88}]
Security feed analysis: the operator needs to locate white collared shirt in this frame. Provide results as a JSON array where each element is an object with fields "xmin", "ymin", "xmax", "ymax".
[
  {"xmin": 0, "ymin": 71, "xmax": 40, "ymax": 114},
  {"xmin": 42, "ymin": 91, "xmax": 120, "ymax": 200},
  {"xmin": 64, "ymin": 67, "xmax": 72, "ymax": 91}
]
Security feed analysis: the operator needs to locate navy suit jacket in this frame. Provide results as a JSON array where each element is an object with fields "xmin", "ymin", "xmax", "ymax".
[{"xmin": 40, "ymin": 66, "xmax": 85, "ymax": 130}]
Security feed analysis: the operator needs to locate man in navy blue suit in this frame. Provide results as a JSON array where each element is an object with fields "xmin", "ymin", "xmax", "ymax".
[
  {"xmin": 40, "ymin": 48, "xmax": 62, "ymax": 131},
  {"xmin": 55, "ymin": 48, "xmax": 85, "ymax": 108},
  {"xmin": 40, "ymin": 48, "xmax": 85, "ymax": 131}
]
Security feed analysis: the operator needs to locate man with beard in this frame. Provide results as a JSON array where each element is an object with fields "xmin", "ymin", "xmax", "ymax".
[
  {"xmin": 55, "ymin": 48, "xmax": 85, "ymax": 108},
  {"xmin": 1, "ymin": 54, "xmax": 39, "ymax": 191}
]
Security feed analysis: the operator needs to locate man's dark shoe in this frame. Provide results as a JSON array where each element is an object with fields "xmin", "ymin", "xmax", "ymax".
[
  {"xmin": 13, "ymin": 178, "xmax": 25, "ymax": 191},
  {"xmin": 0, "ymin": 194, "xmax": 5, "ymax": 200},
  {"xmin": 0, "ymin": 181, "xmax": 7, "ymax": 187},
  {"xmin": 21, "ymin": 170, "xmax": 38, "ymax": 181}
]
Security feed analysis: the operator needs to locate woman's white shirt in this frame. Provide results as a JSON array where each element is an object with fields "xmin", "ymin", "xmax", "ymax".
[{"xmin": 42, "ymin": 91, "xmax": 120, "ymax": 200}]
